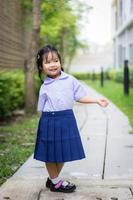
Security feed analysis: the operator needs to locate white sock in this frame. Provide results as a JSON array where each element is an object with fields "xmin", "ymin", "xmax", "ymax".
[
  {"xmin": 51, "ymin": 176, "xmax": 61, "ymax": 184},
  {"xmin": 62, "ymin": 181, "xmax": 69, "ymax": 186}
]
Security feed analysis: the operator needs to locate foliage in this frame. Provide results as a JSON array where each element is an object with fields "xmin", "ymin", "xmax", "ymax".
[
  {"xmin": 40, "ymin": 0, "xmax": 84, "ymax": 68},
  {"xmin": 73, "ymin": 67, "xmax": 133, "ymax": 87},
  {"xmin": 19, "ymin": 0, "xmax": 32, "ymax": 10},
  {"xmin": 0, "ymin": 68, "xmax": 42, "ymax": 119},
  {"xmin": 106, "ymin": 67, "xmax": 133, "ymax": 86},
  {"xmin": 129, "ymin": 66, "xmax": 133, "ymax": 87},
  {"xmin": 71, "ymin": 72, "xmax": 91, "ymax": 80},
  {"xmin": 0, "ymin": 70, "xmax": 25, "ymax": 118},
  {"xmin": 19, "ymin": 0, "xmax": 91, "ymax": 71},
  {"xmin": 19, "ymin": 0, "xmax": 33, "ymax": 29},
  {"xmin": 71, "ymin": 72, "xmax": 100, "ymax": 80}
]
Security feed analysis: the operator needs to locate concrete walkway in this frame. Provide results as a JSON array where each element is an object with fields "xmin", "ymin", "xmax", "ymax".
[{"xmin": 0, "ymin": 84, "xmax": 133, "ymax": 200}]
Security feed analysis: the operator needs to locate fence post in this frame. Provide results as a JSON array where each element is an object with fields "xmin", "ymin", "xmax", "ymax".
[
  {"xmin": 101, "ymin": 67, "xmax": 104, "ymax": 87},
  {"xmin": 124, "ymin": 60, "xmax": 129, "ymax": 95}
]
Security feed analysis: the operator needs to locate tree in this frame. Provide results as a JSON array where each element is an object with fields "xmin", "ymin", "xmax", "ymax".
[
  {"xmin": 40, "ymin": 0, "xmax": 90, "ymax": 72},
  {"xmin": 24, "ymin": 0, "xmax": 40, "ymax": 114}
]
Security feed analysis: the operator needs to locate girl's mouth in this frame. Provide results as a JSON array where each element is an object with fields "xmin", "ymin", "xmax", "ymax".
[{"xmin": 49, "ymin": 68, "xmax": 58, "ymax": 72}]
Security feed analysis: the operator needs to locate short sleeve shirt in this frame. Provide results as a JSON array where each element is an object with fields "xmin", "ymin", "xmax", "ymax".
[{"xmin": 37, "ymin": 71, "xmax": 87, "ymax": 112}]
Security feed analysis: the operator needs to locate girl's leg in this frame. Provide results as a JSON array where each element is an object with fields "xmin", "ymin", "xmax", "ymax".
[
  {"xmin": 45, "ymin": 162, "xmax": 76, "ymax": 192},
  {"xmin": 45, "ymin": 162, "xmax": 58, "ymax": 179},
  {"xmin": 56, "ymin": 162, "xmax": 64, "ymax": 175},
  {"xmin": 45, "ymin": 162, "xmax": 64, "ymax": 178}
]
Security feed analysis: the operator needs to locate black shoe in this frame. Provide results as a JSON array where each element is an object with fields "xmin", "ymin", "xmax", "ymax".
[
  {"xmin": 46, "ymin": 177, "xmax": 52, "ymax": 188},
  {"xmin": 50, "ymin": 180, "xmax": 76, "ymax": 193}
]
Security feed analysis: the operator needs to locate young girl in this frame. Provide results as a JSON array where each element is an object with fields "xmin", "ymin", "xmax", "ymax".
[{"xmin": 34, "ymin": 44, "xmax": 108, "ymax": 193}]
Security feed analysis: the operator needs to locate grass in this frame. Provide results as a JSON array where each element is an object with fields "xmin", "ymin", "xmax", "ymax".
[
  {"xmin": 0, "ymin": 114, "xmax": 39, "ymax": 186},
  {"xmin": 84, "ymin": 80, "xmax": 133, "ymax": 130}
]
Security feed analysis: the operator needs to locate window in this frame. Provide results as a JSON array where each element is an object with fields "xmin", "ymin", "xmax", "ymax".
[
  {"xmin": 119, "ymin": 0, "xmax": 123, "ymax": 17},
  {"xmin": 118, "ymin": 45, "xmax": 123, "ymax": 67},
  {"xmin": 122, "ymin": 47, "xmax": 126, "ymax": 63},
  {"xmin": 119, "ymin": 0, "xmax": 123, "ymax": 25},
  {"xmin": 118, "ymin": 45, "xmax": 126, "ymax": 67},
  {"xmin": 115, "ymin": 11, "xmax": 118, "ymax": 30},
  {"xmin": 131, "ymin": 0, "xmax": 133, "ymax": 13},
  {"xmin": 129, "ymin": 44, "xmax": 133, "ymax": 65}
]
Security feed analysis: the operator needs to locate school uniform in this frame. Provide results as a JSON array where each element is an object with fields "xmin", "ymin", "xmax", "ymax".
[{"xmin": 34, "ymin": 71, "xmax": 87, "ymax": 163}]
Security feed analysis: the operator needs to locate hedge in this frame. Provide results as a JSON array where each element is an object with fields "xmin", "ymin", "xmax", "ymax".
[
  {"xmin": 72, "ymin": 67, "xmax": 133, "ymax": 87},
  {"xmin": 106, "ymin": 67, "xmax": 133, "ymax": 86},
  {"xmin": 0, "ymin": 70, "xmax": 25, "ymax": 118},
  {"xmin": 71, "ymin": 72, "xmax": 100, "ymax": 80}
]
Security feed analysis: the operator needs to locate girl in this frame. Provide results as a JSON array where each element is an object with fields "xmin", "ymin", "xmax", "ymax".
[{"xmin": 34, "ymin": 44, "xmax": 108, "ymax": 193}]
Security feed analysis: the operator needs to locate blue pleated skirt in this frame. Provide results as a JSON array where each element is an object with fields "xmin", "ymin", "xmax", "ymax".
[{"xmin": 34, "ymin": 109, "xmax": 85, "ymax": 163}]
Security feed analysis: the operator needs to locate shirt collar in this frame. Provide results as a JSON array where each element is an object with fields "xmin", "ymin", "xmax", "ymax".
[{"xmin": 43, "ymin": 71, "xmax": 69, "ymax": 85}]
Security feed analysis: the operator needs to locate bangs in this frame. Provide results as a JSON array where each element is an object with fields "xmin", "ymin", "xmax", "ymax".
[{"xmin": 43, "ymin": 51, "xmax": 59, "ymax": 63}]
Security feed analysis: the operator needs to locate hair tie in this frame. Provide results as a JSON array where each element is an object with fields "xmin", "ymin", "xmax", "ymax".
[{"xmin": 37, "ymin": 54, "xmax": 40, "ymax": 59}]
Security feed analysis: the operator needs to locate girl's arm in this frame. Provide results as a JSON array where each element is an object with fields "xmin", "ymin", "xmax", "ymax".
[{"xmin": 77, "ymin": 96, "xmax": 109, "ymax": 107}]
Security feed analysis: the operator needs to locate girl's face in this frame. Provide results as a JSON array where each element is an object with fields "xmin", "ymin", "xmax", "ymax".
[{"xmin": 42, "ymin": 51, "xmax": 61, "ymax": 78}]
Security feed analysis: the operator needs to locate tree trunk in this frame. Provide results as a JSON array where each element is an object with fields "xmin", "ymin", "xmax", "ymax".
[
  {"xmin": 59, "ymin": 28, "xmax": 66, "ymax": 66},
  {"xmin": 25, "ymin": 0, "xmax": 40, "ymax": 114}
]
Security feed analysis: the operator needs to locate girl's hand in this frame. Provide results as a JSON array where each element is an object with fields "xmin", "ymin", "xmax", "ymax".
[{"xmin": 97, "ymin": 98, "xmax": 109, "ymax": 107}]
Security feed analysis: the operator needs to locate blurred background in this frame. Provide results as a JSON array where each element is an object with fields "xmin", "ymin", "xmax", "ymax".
[{"xmin": 0, "ymin": 0, "xmax": 133, "ymax": 186}]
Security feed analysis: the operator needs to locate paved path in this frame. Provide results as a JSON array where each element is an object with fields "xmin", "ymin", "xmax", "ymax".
[{"xmin": 0, "ymin": 83, "xmax": 133, "ymax": 200}]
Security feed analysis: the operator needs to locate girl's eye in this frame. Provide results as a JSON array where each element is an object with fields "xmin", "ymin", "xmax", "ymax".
[
  {"xmin": 45, "ymin": 59, "xmax": 58, "ymax": 64},
  {"xmin": 45, "ymin": 61, "xmax": 51, "ymax": 64}
]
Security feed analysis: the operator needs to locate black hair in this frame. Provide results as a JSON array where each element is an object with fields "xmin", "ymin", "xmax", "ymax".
[{"xmin": 36, "ymin": 44, "xmax": 63, "ymax": 83}]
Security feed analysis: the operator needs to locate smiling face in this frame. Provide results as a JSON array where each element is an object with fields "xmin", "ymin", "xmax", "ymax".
[{"xmin": 42, "ymin": 51, "xmax": 61, "ymax": 78}]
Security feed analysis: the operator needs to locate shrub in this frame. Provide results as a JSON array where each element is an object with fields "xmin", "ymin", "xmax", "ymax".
[
  {"xmin": 71, "ymin": 67, "xmax": 133, "ymax": 87},
  {"xmin": 106, "ymin": 68, "xmax": 117, "ymax": 81},
  {"xmin": 0, "ymin": 70, "xmax": 24, "ymax": 118},
  {"xmin": 129, "ymin": 67, "xmax": 133, "ymax": 87},
  {"xmin": 71, "ymin": 72, "xmax": 101, "ymax": 80},
  {"xmin": 106, "ymin": 67, "xmax": 133, "ymax": 86},
  {"xmin": 71, "ymin": 72, "xmax": 91, "ymax": 80},
  {"xmin": 115, "ymin": 70, "xmax": 123, "ymax": 83}
]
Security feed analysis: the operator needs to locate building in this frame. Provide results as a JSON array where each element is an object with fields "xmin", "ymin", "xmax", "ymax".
[
  {"xmin": 70, "ymin": 42, "xmax": 113, "ymax": 73},
  {"xmin": 112, "ymin": 0, "xmax": 133, "ymax": 68},
  {"xmin": 0, "ymin": 0, "xmax": 25, "ymax": 69}
]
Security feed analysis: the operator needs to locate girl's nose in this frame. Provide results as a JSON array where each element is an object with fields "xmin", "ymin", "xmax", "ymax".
[{"xmin": 49, "ymin": 62, "xmax": 56, "ymax": 67}]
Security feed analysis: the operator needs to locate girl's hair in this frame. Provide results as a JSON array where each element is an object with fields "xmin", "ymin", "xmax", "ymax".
[{"xmin": 36, "ymin": 44, "xmax": 63, "ymax": 83}]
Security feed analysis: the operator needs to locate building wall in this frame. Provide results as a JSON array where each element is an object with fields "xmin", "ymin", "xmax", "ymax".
[
  {"xmin": 112, "ymin": 0, "xmax": 133, "ymax": 67},
  {"xmin": 0, "ymin": 0, "xmax": 25, "ymax": 69}
]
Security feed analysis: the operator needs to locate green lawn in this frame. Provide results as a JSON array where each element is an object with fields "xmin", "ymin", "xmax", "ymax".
[
  {"xmin": 0, "ymin": 115, "xmax": 39, "ymax": 185},
  {"xmin": 84, "ymin": 80, "xmax": 133, "ymax": 130}
]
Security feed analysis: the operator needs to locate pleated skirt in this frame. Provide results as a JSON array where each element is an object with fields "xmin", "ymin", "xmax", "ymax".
[{"xmin": 34, "ymin": 109, "xmax": 85, "ymax": 163}]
